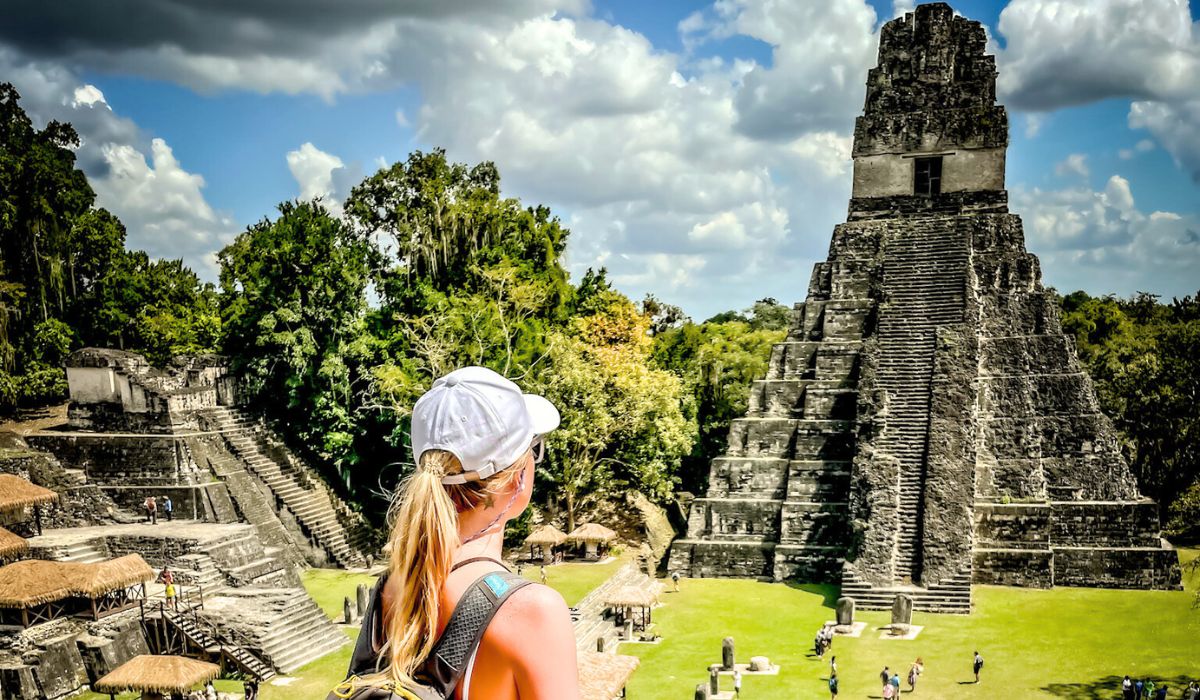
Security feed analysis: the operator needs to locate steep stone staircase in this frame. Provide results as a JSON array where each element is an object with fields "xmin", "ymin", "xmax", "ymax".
[
  {"xmin": 840, "ymin": 566, "xmax": 972, "ymax": 614},
  {"xmin": 163, "ymin": 609, "xmax": 276, "ymax": 681},
  {"xmin": 204, "ymin": 406, "xmax": 368, "ymax": 569},
  {"xmin": 253, "ymin": 588, "xmax": 350, "ymax": 673},
  {"xmin": 188, "ymin": 433, "xmax": 307, "ymax": 567},
  {"xmin": 173, "ymin": 552, "xmax": 227, "ymax": 593},
  {"xmin": 873, "ymin": 219, "xmax": 968, "ymax": 584}
]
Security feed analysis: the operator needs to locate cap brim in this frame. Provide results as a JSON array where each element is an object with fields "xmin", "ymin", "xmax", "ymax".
[{"xmin": 523, "ymin": 394, "xmax": 560, "ymax": 435}]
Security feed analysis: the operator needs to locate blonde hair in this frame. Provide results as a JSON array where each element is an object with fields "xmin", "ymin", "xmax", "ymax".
[{"xmin": 361, "ymin": 449, "xmax": 526, "ymax": 688}]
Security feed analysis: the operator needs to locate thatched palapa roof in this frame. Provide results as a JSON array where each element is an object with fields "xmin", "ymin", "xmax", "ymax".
[
  {"xmin": 525, "ymin": 524, "xmax": 568, "ymax": 547},
  {"xmin": 568, "ymin": 523, "xmax": 617, "ymax": 544},
  {"xmin": 603, "ymin": 584, "xmax": 658, "ymax": 609},
  {"xmin": 0, "ymin": 527, "xmax": 27, "ymax": 560},
  {"xmin": 94, "ymin": 655, "xmax": 220, "ymax": 695},
  {"xmin": 0, "ymin": 554, "xmax": 153, "ymax": 607},
  {"xmin": 0, "ymin": 475, "xmax": 58, "ymax": 514},
  {"xmin": 578, "ymin": 652, "xmax": 640, "ymax": 700}
]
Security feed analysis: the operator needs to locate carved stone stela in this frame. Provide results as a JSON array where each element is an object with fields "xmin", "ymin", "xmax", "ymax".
[{"xmin": 668, "ymin": 2, "xmax": 1181, "ymax": 612}]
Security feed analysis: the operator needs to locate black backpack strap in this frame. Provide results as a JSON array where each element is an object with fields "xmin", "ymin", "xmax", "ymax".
[{"xmin": 417, "ymin": 571, "xmax": 532, "ymax": 697}]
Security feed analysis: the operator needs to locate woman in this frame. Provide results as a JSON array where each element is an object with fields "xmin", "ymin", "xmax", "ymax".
[
  {"xmin": 907, "ymin": 657, "xmax": 923, "ymax": 692},
  {"xmin": 339, "ymin": 367, "xmax": 578, "ymax": 700}
]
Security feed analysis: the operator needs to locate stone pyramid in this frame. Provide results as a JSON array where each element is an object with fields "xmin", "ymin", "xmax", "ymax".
[{"xmin": 668, "ymin": 2, "xmax": 1180, "ymax": 611}]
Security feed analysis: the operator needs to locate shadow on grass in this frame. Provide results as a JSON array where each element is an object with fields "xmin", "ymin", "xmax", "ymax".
[
  {"xmin": 1041, "ymin": 674, "xmax": 1196, "ymax": 699},
  {"xmin": 783, "ymin": 581, "xmax": 840, "ymax": 609}
]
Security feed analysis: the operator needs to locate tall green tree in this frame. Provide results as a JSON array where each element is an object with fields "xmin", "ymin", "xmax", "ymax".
[
  {"xmin": 537, "ymin": 291, "xmax": 693, "ymax": 530},
  {"xmin": 218, "ymin": 200, "xmax": 373, "ymax": 478}
]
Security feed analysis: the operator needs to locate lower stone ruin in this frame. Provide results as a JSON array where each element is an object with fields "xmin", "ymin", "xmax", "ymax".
[{"xmin": 0, "ymin": 349, "xmax": 373, "ymax": 698}]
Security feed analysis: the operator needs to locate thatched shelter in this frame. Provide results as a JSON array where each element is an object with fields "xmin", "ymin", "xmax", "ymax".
[
  {"xmin": 0, "ymin": 475, "xmax": 58, "ymax": 535},
  {"xmin": 603, "ymin": 585, "xmax": 659, "ymax": 629},
  {"xmin": 0, "ymin": 527, "xmax": 27, "ymax": 561},
  {"xmin": 94, "ymin": 654, "xmax": 219, "ymax": 699},
  {"xmin": 578, "ymin": 651, "xmax": 639, "ymax": 700},
  {"xmin": 567, "ymin": 523, "xmax": 617, "ymax": 560},
  {"xmin": 525, "ymin": 524, "xmax": 567, "ymax": 563},
  {"xmin": 0, "ymin": 554, "xmax": 153, "ymax": 627}
]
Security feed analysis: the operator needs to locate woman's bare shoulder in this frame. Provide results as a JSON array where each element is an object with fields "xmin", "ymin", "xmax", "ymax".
[{"xmin": 488, "ymin": 581, "xmax": 573, "ymax": 643}]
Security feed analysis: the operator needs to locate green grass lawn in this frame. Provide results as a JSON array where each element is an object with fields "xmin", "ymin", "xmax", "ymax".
[
  {"xmin": 303, "ymin": 568, "xmax": 380, "ymax": 620},
  {"xmin": 519, "ymin": 555, "xmax": 627, "ymax": 606},
  {"xmin": 79, "ymin": 552, "xmax": 1198, "ymax": 698},
  {"xmin": 621, "ymin": 549, "xmax": 1200, "ymax": 699}
]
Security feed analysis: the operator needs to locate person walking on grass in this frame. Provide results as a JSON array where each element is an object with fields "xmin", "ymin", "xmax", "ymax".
[
  {"xmin": 671, "ymin": 570, "xmax": 680, "ymax": 592},
  {"xmin": 828, "ymin": 670, "xmax": 838, "ymax": 699},
  {"xmin": 540, "ymin": 564, "xmax": 548, "ymax": 585},
  {"xmin": 880, "ymin": 666, "xmax": 891, "ymax": 689},
  {"xmin": 973, "ymin": 651, "xmax": 984, "ymax": 683},
  {"xmin": 907, "ymin": 657, "xmax": 923, "ymax": 692},
  {"xmin": 1144, "ymin": 679, "xmax": 1156, "ymax": 699},
  {"xmin": 733, "ymin": 668, "xmax": 742, "ymax": 698},
  {"xmin": 890, "ymin": 672, "xmax": 901, "ymax": 696},
  {"xmin": 1123, "ymin": 675, "xmax": 1134, "ymax": 700},
  {"xmin": 882, "ymin": 679, "xmax": 896, "ymax": 700},
  {"xmin": 829, "ymin": 655, "xmax": 836, "ymax": 675}
]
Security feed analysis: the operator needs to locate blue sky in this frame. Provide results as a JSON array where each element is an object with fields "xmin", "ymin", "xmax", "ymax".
[{"xmin": 4, "ymin": 0, "xmax": 1198, "ymax": 319}]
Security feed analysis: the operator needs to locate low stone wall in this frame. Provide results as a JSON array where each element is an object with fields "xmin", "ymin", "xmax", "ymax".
[
  {"xmin": 1053, "ymin": 546, "xmax": 1180, "ymax": 589},
  {"xmin": 65, "ymin": 402, "xmax": 172, "ymax": 433},
  {"xmin": 972, "ymin": 501, "xmax": 1181, "ymax": 589},
  {"xmin": 1050, "ymin": 501, "xmax": 1163, "ymax": 548},
  {"xmin": 773, "ymin": 545, "xmax": 843, "ymax": 582},
  {"xmin": 28, "ymin": 433, "xmax": 184, "ymax": 485},
  {"xmin": 669, "ymin": 540, "xmax": 774, "ymax": 579},
  {"xmin": 100, "ymin": 483, "xmax": 235, "ymax": 523},
  {"xmin": 973, "ymin": 502, "xmax": 1050, "ymax": 549},
  {"xmin": 972, "ymin": 549, "xmax": 1053, "ymax": 587}
]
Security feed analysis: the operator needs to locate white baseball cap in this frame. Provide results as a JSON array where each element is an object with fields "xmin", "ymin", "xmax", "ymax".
[{"xmin": 411, "ymin": 366, "xmax": 560, "ymax": 484}]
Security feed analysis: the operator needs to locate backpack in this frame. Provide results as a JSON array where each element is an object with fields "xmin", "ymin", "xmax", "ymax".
[{"xmin": 329, "ymin": 569, "xmax": 531, "ymax": 700}]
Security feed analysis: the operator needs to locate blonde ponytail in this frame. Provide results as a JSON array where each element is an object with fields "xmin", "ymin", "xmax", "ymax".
[{"xmin": 358, "ymin": 449, "xmax": 527, "ymax": 689}]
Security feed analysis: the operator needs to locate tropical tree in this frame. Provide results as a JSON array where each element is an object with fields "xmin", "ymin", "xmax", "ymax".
[{"xmin": 537, "ymin": 291, "xmax": 693, "ymax": 530}]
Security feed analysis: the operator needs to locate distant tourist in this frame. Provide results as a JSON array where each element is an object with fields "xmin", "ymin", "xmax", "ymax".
[
  {"xmin": 162, "ymin": 495, "xmax": 173, "ymax": 521},
  {"xmin": 1154, "ymin": 684, "xmax": 1167, "ymax": 700},
  {"xmin": 880, "ymin": 666, "xmax": 890, "ymax": 686},
  {"xmin": 908, "ymin": 657, "xmax": 923, "ymax": 691},
  {"xmin": 1136, "ymin": 679, "xmax": 1145, "ymax": 698},
  {"xmin": 829, "ymin": 655, "xmax": 836, "ymax": 675},
  {"xmin": 204, "ymin": 680, "xmax": 216, "ymax": 700},
  {"xmin": 732, "ymin": 668, "xmax": 742, "ymax": 698},
  {"xmin": 973, "ymin": 651, "xmax": 984, "ymax": 683},
  {"xmin": 828, "ymin": 670, "xmax": 838, "ymax": 699},
  {"xmin": 1144, "ymin": 679, "xmax": 1157, "ymax": 698},
  {"xmin": 1123, "ymin": 675, "xmax": 1134, "ymax": 700},
  {"xmin": 814, "ymin": 629, "xmax": 825, "ymax": 658},
  {"xmin": 890, "ymin": 672, "xmax": 901, "ymax": 694},
  {"xmin": 1185, "ymin": 680, "xmax": 1199, "ymax": 700},
  {"xmin": 540, "ymin": 564, "xmax": 548, "ymax": 584},
  {"xmin": 671, "ymin": 570, "xmax": 680, "ymax": 592},
  {"xmin": 144, "ymin": 495, "xmax": 157, "ymax": 524},
  {"xmin": 882, "ymin": 680, "xmax": 896, "ymax": 699}
]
